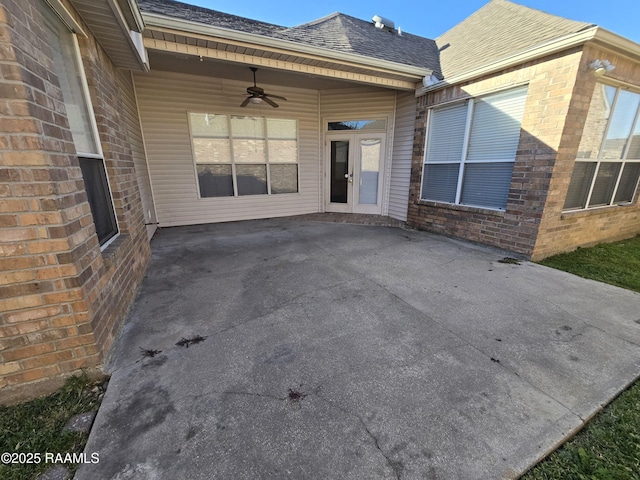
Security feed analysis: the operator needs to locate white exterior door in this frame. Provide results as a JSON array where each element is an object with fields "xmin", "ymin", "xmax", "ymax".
[{"xmin": 326, "ymin": 133, "xmax": 385, "ymax": 214}]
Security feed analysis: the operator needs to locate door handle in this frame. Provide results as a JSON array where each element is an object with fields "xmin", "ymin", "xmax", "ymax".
[{"xmin": 344, "ymin": 173, "xmax": 353, "ymax": 183}]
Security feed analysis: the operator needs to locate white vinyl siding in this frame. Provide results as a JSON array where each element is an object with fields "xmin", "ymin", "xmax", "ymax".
[
  {"xmin": 133, "ymin": 70, "xmax": 320, "ymax": 226},
  {"xmin": 122, "ymin": 71, "xmax": 157, "ymax": 239},
  {"xmin": 421, "ymin": 86, "xmax": 528, "ymax": 210},
  {"xmin": 388, "ymin": 92, "xmax": 417, "ymax": 221},
  {"xmin": 320, "ymin": 87, "xmax": 396, "ymax": 215}
]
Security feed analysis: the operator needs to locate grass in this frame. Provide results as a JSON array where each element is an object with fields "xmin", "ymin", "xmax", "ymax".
[
  {"xmin": 539, "ymin": 235, "xmax": 640, "ymax": 293},
  {"xmin": 0, "ymin": 374, "xmax": 108, "ymax": 480},
  {"xmin": 522, "ymin": 236, "xmax": 640, "ymax": 479},
  {"xmin": 521, "ymin": 380, "xmax": 640, "ymax": 479}
]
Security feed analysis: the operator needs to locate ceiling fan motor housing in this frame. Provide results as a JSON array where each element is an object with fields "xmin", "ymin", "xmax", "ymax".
[{"xmin": 240, "ymin": 67, "xmax": 286, "ymax": 108}]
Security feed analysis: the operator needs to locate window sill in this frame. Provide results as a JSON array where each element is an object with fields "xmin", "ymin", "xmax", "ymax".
[
  {"xmin": 561, "ymin": 202, "xmax": 635, "ymax": 219},
  {"xmin": 417, "ymin": 199, "xmax": 506, "ymax": 217},
  {"xmin": 101, "ymin": 234, "xmax": 129, "ymax": 268},
  {"xmin": 199, "ymin": 192, "xmax": 301, "ymax": 199}
]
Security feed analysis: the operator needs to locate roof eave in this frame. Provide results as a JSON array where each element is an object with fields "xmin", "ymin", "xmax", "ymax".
[
  {"xmin": 117, "ymin": 0, "xmax": 146, "ymax": 33},
  {"xmin": 591, "ymin": 28, "xmax": 640, "ymax": 63},
  {"xmin": 142, "ymin": 12, "xmax": 432, "ymax": 78},
  {"xmin": 69, "ymin": 0, "xmax": 149, "ymax": 71},
  {"xmin": 416, "ymin": 26, "xmax": 600, "ymax": 97}
]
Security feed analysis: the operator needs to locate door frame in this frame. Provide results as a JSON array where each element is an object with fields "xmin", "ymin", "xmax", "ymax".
[{"xmin": 324, "ymin": 132, "xmax": 386, "ymax": 214}]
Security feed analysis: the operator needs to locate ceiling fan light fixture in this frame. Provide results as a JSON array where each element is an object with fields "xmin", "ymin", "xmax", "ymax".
[{"xmin": 240, "ymin": 67, "xmax": 287, "ymax": 108}]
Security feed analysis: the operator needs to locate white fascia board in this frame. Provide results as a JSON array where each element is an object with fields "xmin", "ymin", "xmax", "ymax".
[
  {"xmin": 591, "ymin": 28, "xmax": 640, "ymax": 62},
  {"xmin": 43, "ymin": 0, "xmax": 86, "ymax": 36},
  {"xmin": 108, "ymin": 0, "xmax": 149, "ymax": 71},
  {"xmin": 143, "ymin": 12, "xmax": 431, "ymax": 79},
  {"xmin": 415, "ymin": 26, "xmax": 600, "ymax": 97},
  {"xmin": 117, "ymin": 0, "xmax": 145, "ymax": 32}
]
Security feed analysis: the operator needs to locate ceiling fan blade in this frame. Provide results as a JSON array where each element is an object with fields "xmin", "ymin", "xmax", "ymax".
[
  {"xmin": 240, "ymin": 96, "xmax": 251, "ymax": 107},
  {"xmin": 264, "ymin": 93, "xmax": 287, "ymax": 101},
  {"xmin": 262, "ymin": 96, "xmax": 279, "ymax": 108}
]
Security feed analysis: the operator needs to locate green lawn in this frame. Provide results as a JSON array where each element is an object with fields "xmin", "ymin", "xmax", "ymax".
[
  {"xmin": 539, "ymin": 235, "xmax": 640, "ymax": 293},
  {"xmin": 0, "ymin": 374, "xmax": 107, "ymax": 480},
  {"xmin": 522, "ymin": 236, "xmax": 640, "ymax": 479}
]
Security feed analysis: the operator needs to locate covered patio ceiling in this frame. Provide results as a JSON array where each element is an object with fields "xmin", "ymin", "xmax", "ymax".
[
  {"xmin": 146, "ymin": 50, "xmax": 384, "ymax": 91},
  {"xmin": 142, "ymin": 12, "xmax": 429, "ymax": 91}
]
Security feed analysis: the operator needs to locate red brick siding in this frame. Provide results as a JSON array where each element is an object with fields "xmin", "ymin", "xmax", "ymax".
[
  {"xmin": 408, "ymin": 49, "xmax": 585, "ymax": 257},
  {"xmin": 0, "ymin": 0, "xmax": 150, "ymax": 402},
  {"xmin": 532, "ymin": 44, "xmax": 640, "ymax": 260}
]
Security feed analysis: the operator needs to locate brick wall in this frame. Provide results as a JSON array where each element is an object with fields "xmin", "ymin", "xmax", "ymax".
[
  {"xmin": 0, "ymin": 0, "xmax": 151, "ymax": 403},
  {"xmin": 532, "ymin": 44, "xmax": 640, "ymax": 260},
  {"xmin": 407, "ymin": 49, "xmax": 585, "ymax": 257}
]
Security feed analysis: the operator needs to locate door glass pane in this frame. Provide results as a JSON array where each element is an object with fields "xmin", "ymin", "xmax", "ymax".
[
  {"xmin": 330, "ymin": 141, "xmax": 349, "ymax": 203},
  {"xmin": 358, "ymin": 139, "xmax": 381, "ymax": 205},
  {"xmin": 197, "ymin": 164, "xmax": 233, "ymax": 197},
  {"xmin": 328, "ymin": 120, "xmax": 386, "ymax": 131},
  {"xmin": 236, "ymin": 164, "xmax": 267, "ymax": 195},
  {"xmin": 589, "ymin": 162, "xmax": 622, "ymax": 206}
]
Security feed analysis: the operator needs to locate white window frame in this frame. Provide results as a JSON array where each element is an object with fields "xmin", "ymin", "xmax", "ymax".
[
  {"xmin": 43, "ymin": 2, "xmax": 119, "ymax": 250},
  {"xmin": 420, "ymin": 86, "xmax": 527, "ymax": 211},
  {"xmin": 188, "ymin": 112, "xmax": 300, "ymax": 198},
  {"xmin": 565, "ymin": 84, "xmax": 640, "ymax": 212}
]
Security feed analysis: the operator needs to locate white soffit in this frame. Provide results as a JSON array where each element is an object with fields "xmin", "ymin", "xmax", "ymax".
[
  {"xmin": 142, "ymin": 13, "xmax": 430, "ymax": 91},
  {"xmin": 69, "ymin": 0, "xmax": 149, "ymax": 71}
]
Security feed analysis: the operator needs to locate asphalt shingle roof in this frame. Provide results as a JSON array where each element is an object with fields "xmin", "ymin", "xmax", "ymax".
[
  {"xmin": 437, "ymin": 0, "xmax": 594, "ymax": 78},
  {"xmin": 138, "ymin": 0, "xmax": 441, "ymax": 73}
]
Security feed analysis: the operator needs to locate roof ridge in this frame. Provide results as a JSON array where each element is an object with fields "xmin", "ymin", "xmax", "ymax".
[
  {"xmin": 437, "ymin": 0, "xmax": 592, "ymax": 43},
  {"xmin": 139, "ymin": 0, "xmax": 286, "ymax": 29},
  {"xmin": 287, "ymin": 11, "xmax": 342, "ymax": 29},
  {"xmin": 497, "ymin": 0, "xmax": 593, "ymax": 29}
]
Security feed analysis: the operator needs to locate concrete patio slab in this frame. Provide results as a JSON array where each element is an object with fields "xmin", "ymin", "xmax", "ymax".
[{"xmin": 77, "ymin": 219, "xmax": 640, "ymax": 479}]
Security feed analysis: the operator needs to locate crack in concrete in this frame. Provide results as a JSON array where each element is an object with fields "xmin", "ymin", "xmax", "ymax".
[
  {"xmin": 314, "ymin": 393, "xmax": 401, "ymax": 480},
  {"xmin": 183, "ymin": 388, "xmax": 287, "ymax": 403},
  {"xmin": 219, "ymin": 390, "xmax": 287, "ymax": 402}
]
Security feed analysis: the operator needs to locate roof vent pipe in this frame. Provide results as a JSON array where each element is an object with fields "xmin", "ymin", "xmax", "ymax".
[{"xmin": 372, "ymin": 15, "xmax": 395, "ymax": 31}]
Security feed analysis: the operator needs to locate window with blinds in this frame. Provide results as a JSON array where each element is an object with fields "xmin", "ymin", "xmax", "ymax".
[
  {"xmin": 190, "ymin": 114, "xmax": 299, "ymax": 198},
  {"xmin": 564, "ymin": 84, "xmax": 640, "ymax": 211},
  {"xmin": 421, "ymin": 86, "xmax": 527, "ymax": 210},
  {"xmin": 43, "ymin": 3, "xmax": 118, "ymax": 247}
]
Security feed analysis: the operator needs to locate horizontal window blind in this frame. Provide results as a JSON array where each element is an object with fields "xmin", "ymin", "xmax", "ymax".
[
  {"xmin": 461, "ymin": 162, "xmax": 515, "ymax": 209},
  {"xmin": 425, "ymin": 103, "xmax": 467, "ymax": 164},
  {"xmin": 422, "ymin": 163, "xmax": 459, "ymax": 203},
  {"xmin": 467, "ymin": 87, "xmax": 527, "ymax": 162},
  {"xmin": 421, "ymin": 86, "xmax": 527, "ymax": 210}
]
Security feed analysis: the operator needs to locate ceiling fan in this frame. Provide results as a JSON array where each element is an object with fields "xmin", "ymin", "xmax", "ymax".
[{"xmin": 240, "ymin": 67, "xmax": 287, "ymax": 108}]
